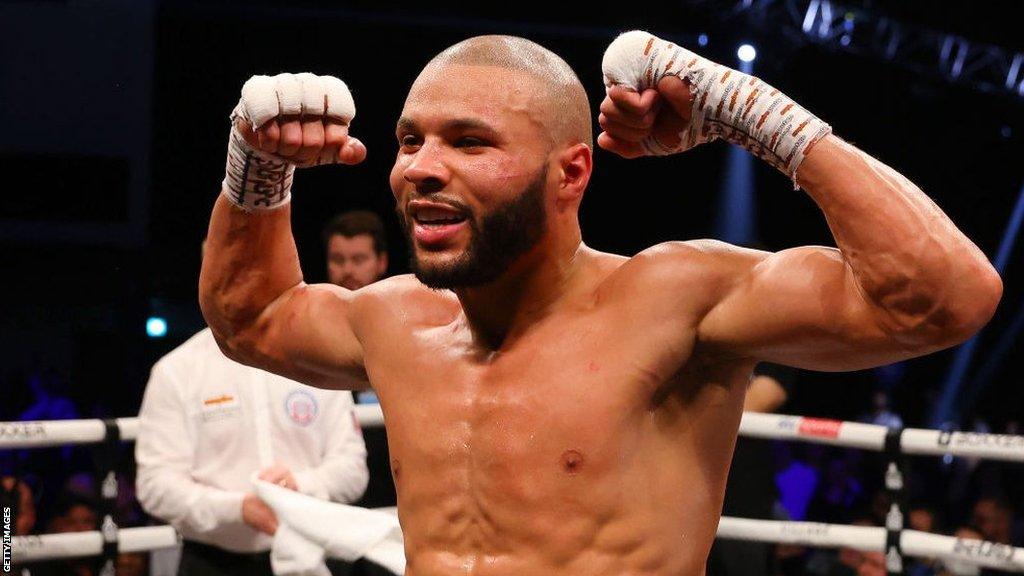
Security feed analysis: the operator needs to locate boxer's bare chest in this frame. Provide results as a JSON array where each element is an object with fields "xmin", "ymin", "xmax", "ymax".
[
  {"xmin": 355, "ymin": 273, "xmax": 749, "ymax": 573},
  {"xmin": 364, "ymin": 296, "xmax": 699, "ymax": 498}
]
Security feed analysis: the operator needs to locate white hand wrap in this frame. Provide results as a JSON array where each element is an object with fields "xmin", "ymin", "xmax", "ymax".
[
  {"xmin": 222, "ymin": 72, "xmax": 356, "ymax": 212},
  {"xmin": 602, "ymin": 30, "xmax": 831, "ymax": 185}
]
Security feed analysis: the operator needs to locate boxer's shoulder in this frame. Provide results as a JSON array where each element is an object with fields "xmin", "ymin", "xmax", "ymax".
[
  {"xmin": 351, "ymin": 274, "xmax": 461, "ymax": 327},
  {"xmin": 597, "ymin": 240, "xmax": 767, "ymax": 316},
  {"xmin": 634, "ymin": 239, "xmax": 764, "ymax": 281}
]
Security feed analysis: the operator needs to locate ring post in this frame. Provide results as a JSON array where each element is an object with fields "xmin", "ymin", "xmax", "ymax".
[
  {"xmin": 884, "ymin": 426, "xmax": 906, "ymax": 576},
  {"xmin": 95, "ymin": 419, "xmax": 122, "ymax": 576}
]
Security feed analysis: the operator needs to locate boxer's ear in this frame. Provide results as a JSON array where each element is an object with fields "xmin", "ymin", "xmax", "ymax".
[{"xmin": 555, "ymin": 143, "xmax": 592, "ymax": 205}]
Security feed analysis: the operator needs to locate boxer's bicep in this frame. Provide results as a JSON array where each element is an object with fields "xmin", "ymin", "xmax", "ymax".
[
  {"xmin": 696, "ymin": 246, "xmax": 922, "ymax": 371},
  {"xmin": 240, "ymin": 282, "xmax": 370, "ymax": 390}
]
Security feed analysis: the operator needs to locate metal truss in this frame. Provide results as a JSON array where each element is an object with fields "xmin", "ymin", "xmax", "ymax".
[{"xmin": 686, "ymin": 0, "xmax": 1024, "ymax": 99}]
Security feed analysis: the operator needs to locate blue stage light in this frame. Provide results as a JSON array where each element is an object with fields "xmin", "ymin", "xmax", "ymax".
[{"xmin": 146, "ymin": 317, "xmax": 168, "ymax": 338}]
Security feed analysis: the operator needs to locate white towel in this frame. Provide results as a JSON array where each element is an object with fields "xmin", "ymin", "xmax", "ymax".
[{"xmin": 252, "ymin": 477, "xmax": 406, "ymax": 575}]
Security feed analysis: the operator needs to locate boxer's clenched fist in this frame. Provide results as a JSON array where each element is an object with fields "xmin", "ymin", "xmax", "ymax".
[
  {"xmin": 222, "ymin": 73, "xmax": 366, "ymax": 211},
  {"xmin": 232, "ymin": 72, "xmax": 366, "ymax": 168},
  {"xmin": 597, "ymin": 79, "xmax": 693, "ymax": 160},
  {"xmin": 598, "ymin": 31, "xmax": 831, "ymax": 182}
]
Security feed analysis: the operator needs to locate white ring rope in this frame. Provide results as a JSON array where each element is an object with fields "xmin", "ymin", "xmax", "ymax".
[
  {"xmin": 739, "ymin": 413, "xmax": 889, "ymax": 451},
  {"xmin": 5, "ymin": 407, "xmax": 1024, "ymax": 572},
  {"xmin": 0, "ymin": 418, "xmax": 137, "ymax": 450},
  {"xmin": 900, "ymin": 427, "xmax": 1024, "ymax": 461},
  {"xmin": 717, "ymin": 518, "xmax": 1024, "ymax": 573},
  {"xmin": 11, "ymin": 526, "xmax": 179, "ymax": 563},
  {"xmin": 717, "ymin": 517, "xmax": 885, "ymax": 552},
  {"xmin": 901, "ymin": 529, "xmax": 1024, "ymax": 572},
  {"xmin": 5, "ymin": 409, "xmax": 1024, "ymax": 463},
  {"xmin": 354, "ymin": 403, "xmax": 385, "ymax": 428},
  {"xmin": 13, "ymin": 517, "xmax": 1024, "ymax": 573},
  {"xmin": 739, "ymin": 412, "xmax": 1024, "ymax": 462}
]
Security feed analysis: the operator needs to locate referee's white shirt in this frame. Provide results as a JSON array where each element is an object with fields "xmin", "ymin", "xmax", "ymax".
[{"xmin": 136, "ymin": 328, "xmax": 369, "ymax": 553}]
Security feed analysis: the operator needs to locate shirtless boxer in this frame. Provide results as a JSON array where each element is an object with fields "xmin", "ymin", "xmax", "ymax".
[{"xmin": 200, "ymin": 34, "xmax": 1002, "ymax": 575}]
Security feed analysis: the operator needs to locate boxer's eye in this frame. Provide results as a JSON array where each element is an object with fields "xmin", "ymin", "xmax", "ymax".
[
  {"xmin": 399, "ymin": 134, "xmax": 421, "ymax": 148},
  {"xmin": 455, "ymin": 137, "xmax": 487, "ymax": 149}
]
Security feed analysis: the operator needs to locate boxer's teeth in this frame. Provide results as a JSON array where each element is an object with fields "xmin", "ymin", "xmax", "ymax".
[{"xmin": 415, "ymin": 207, "xmax": 465, "ymax": 223}]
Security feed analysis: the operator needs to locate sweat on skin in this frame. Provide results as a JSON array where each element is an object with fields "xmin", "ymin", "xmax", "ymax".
[{"xmin": 200, "ymin": 34, "xmax": 1001, "ymax": 576}]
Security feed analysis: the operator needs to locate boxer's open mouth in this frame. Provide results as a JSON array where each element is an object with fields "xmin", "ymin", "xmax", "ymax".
[
  {"xmin": 414, "ymin": 209, "xmax": 467, "ymax": 227},
  {"xmin": 408, "ymin": 201, "xmax": 468, "ymax": 227},
  {"xmin": 407, "ymin": 200, "xmax": 470, "ymax": 247}
]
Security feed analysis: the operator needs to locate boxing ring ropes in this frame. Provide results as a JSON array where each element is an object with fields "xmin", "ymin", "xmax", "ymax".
[{"xmin": 4, "ymin": 407, "xmax": 1024, "ymax": 575}]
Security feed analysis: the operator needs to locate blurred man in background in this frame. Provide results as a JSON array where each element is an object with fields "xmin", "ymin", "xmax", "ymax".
[
  {"xmin": 1, "ymin": 475, "xmax": 36, "ymax": 537},
  {"xmin": 970, "ymin": 496, "xmax": 1016, "ymax": 545},
  {"xmin": 135, "ymin": 243, "xmax": 370, "ymax": 576},
  {"xmin": 322, "ymin": 210, "xmax": 389, "ymax": 291},
  {"xmin": 27, "ymin": 492, "xmax": 99, "ymax": 576}
]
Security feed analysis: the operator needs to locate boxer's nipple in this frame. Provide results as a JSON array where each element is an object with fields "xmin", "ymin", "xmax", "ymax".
[{"xmin": 561, "ymin": 449, "xmax": 585, "ymax": 474}]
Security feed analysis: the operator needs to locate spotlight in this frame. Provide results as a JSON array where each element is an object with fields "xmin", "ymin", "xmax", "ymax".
[
  {"xmin": 698, "ymin": 33, "xmax": 709, "ymax": 47},
  {"xmin": 737, "ymin": 44, "xmax": 757, "ymax": 63},
  {"xmin": 146, "ymin": 317, "xmax": 168, "ymax": 338}
]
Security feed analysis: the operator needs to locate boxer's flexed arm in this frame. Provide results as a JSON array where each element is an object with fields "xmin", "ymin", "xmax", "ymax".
[
  {"xmin": 200, "ymin": 73, "xmax": 370, "ymax": 388},
  {"xmin": 599, "ymin": 32, "xmax": 1002, "ymax": 370}
]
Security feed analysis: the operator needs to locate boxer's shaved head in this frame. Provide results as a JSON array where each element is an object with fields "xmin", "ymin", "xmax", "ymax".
[{"xmin": 419, "ymin": 35, "xmax": 593, "ymax": 149}]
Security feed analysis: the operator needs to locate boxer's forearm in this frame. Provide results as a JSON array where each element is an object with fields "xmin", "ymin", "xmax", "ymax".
[
  {"xmin": 198, "ymin": 73, "xmax": 367, "ymax": 381},
  {"xmin": 199, "ymin": 195, "xmax": 304, "ymax": 348},
  {"xmin": 795, "ymin": 135, "xmax": 1002, "ymax": 343}
]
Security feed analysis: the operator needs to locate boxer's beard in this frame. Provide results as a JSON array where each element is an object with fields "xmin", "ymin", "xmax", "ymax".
[{"xmin": 401, "ymin": 165, "xmax": 548, "ymax": 289}]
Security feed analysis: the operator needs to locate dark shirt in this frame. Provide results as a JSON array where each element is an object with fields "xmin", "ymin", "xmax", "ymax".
[{"xmin": 721, "ymin": 363, "xmax": 795, "ymax": 519}]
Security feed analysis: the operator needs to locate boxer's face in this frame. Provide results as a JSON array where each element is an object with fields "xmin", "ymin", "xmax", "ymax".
[{"xmin": 392, "ymin": 64, "xmax": 555, "ymax": 289}]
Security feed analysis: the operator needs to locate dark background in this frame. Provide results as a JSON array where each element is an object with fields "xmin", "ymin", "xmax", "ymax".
[{"xmin": 2, "ymin": 0, "xmax": 1023, "ymax": 432}]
